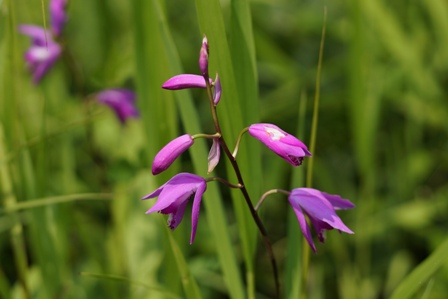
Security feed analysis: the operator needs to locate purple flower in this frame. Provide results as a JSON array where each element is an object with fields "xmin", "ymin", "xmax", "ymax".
[
  {"xmin": 288, "ymin": 188, "xmax": 355, "ymax": 252},
  {"xmin": 248, "ymin": 123, "xmax": 311, "ymax": 166},
  {"xmin": 50, "ymin": 0, "xmax": 68, "ymax": 37},
  {"xmin": 199, "ymin": 36, "xmax": 209, "ymax": 80},
  {"xmin": 152, "ymin": 134, "xmax": 194, "ymax": 175},
  {"xmin": 96, "ymin": 89, "xmax": 139, "ymax": 124},
  {"xmin": 162, "ymin": 74, "xmax": 207, "ymax": 90},
  {"xmin": 142, "ymin": 173, "xmax": 207, "ymax": 244},
  {"xmin": 19, "ymin": 25, "xmax": 62, "ymax": 84}
]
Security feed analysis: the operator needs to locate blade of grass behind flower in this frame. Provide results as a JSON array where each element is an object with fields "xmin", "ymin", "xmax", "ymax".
[
  {"xmin": 80, "ymin": 272, "xmax": 181, "ymax": 299},
  {"xmin": 228, "ymin": 1, "xmax": 261, "ymax": 296},
  {"xmin": 131, "ymin": 0, "xmax": 184, "ymax": 295},
  {"xmin": 285, "ymin": 90, "xmax": 307, "ymax": 299},
  {"xmin": 389, "ymin": 236, "xmax": 448, "ymax": 299},
  {"xmin": 1, "ymin": 2, "xmax": 30, "ymax": 297},
  {"xmin": 152, "ymin": 0, "xmax": 245, "ymax": 298},
  {"xmin": 302, "ymin": 8, "xmax": 327, "ymax": 299},
  {"xmin": 194, "ymin": 0, "xmax": 260, "ymax": 297}
]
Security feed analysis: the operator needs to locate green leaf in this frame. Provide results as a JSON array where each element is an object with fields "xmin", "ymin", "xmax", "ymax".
[{"xmin": 390, "ymin": 237, "xmax": 448, "ymax": 299}]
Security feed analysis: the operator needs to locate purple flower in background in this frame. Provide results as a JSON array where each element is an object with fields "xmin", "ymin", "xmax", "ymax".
[
  {"xmin": 50, "ymin": 0, "xmax": 68, "ymax": 37},
  {"xmin": 152, "ymin": 134, "xmax": 194, "ymax": 175},
  {"xmin": 162, "ymin": 74, "xmax": 207, "ymax": 90},
  {"xmin": 288, "ymin": 188, "xmax": 355, "ymax": 252},
  {"xmin": 249, "ymin": 123, "xmax": 311, "ymax": 166},
  {"xmin": 96, "ymin": 89, "xmax": 139, "ymax": 124},
  {"xmin": 142, "ymin": 173, "xmax": 207, "ymax": 244},
  {"xmin": 19, "ymin": 25, "xmax": 62, "ymax": 84}
]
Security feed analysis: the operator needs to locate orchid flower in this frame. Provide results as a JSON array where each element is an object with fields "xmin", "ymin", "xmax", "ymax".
[
  {"xmin": 142, "ymin": 173, "xmax": 207, "ymax": 244},
  {"xmin": 19, "ymin": 25, "xmax": 61, "ymax": 84},
  {"xmin": 249, "ymin": 123, "xmax": 312, "ymax": 166},
  {"xmin": 288, "ymin": 188, "xmax": 355, "ymax": 252}
]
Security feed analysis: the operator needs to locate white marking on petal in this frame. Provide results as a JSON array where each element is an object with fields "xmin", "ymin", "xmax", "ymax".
[
  {"xmin": 31, "ymin": 46, "xmax": 51, "ymax": 61},
  {"xmin": 265, "ymin": 127, "xmax": 286, "ymax": 140}
]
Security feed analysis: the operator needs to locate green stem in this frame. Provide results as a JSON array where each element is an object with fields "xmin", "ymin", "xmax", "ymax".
[
  {"xmin": 302, "ymin": 7, "xmax": 327, "ymax": 299},
  {"xmin": 255, "ymin": 189, "xmax": 290, "ymax": 211},
  {"xmin": 232, "ymin": 127, "xmax": 249, "ymax": 158},
  {"xmin": 191, "ymin": 132, "xmax": 221, "ymax": 140},
  {"xmin": 205, "ymin": 79, "xmax": 280, "ymax": 299},
  {"xmin": 205, "ymin": 177, "xmax": 242, "ymax": 189}
]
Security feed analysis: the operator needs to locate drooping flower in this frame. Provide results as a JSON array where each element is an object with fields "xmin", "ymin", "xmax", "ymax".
[
  {"xmin": 199, "ymin": 36, "xmax": 209, "ymax": 80},
  {"xmin": 152, "ymin": 134, "xmax": 194, "ymax": 175},
  {"xmin": 248, "ymin": 123, "xmax": 311, "ymax": 166},
  {"xmin": 19, "ymin": 25, "xmax": 62, "ymax": 84},
  {"xmin": 207, "ymin": 138, "xmax": 220, "ymax": 173},
  {"xmin": 288, "ymin": 188, "xmax": 354, "ymax": 252},
  {"xmin": 142, "ymin": 173, "xmax": 207, "ymax": 244},
  {"xmin": 50, "ymin": 0, "xmax": 68, "ymax": 37},
  {"xmin": 96, "ymin": 89, "xmax": 139, "ymax": 124},
  {"xmin": 162, "ymin": 74, "xmax": 207, "ymax": 90}
]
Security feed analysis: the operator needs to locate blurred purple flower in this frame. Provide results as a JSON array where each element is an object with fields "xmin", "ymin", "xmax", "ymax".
[
  {"xmin": 249, "ymin": 123, "xmax": 311, "ymax": 166},
  {"xmin": 96, "ymin": 89, "xmax": 139, "ymax": 124},
  {"xmin": 19, "ymin": 25, "xmax": 61, "ymax": 84},
  {"xmin": 50, "ymin": 0, "xmax": 68, "ymax": 37},
  {"xmin": 288, "ymin": 188, "xmax": 355, "ymax": 252},
  {"xmin": 199, "ymin": 36, "xmax": 209, "ymax": 80},
  {"xmin": 162, "ymin": 74, "xmax": 207, "ymax": 90},
  {"xmin": 142, "ymin": 173, "xmax": 207, "ymax": 244},
  {"xmin": 152, "ymin": 134, "xmax": 194, "ymax": 175}
]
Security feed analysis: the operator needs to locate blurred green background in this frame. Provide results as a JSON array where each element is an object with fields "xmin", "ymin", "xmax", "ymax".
[{"xmin": 1, "ymin": 0, "xmax": 448, "ymax": 298}]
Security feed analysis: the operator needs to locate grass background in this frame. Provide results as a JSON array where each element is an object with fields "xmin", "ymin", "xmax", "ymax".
[{"xmin": 1, "ymin": 0, "xmax": 448, "ymax": 298}]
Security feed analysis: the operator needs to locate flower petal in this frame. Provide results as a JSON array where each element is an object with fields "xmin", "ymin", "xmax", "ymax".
[
  {"xmin": 207, "ymin": 138, "xmax": 220, "ymax": 174},
  {"xmin": 50, "ymin": 0, "xmax": 67, "ymax": 37},
  {"xmin": 19, "ymin": 25, "xmax": 47, "ymax": 45},
  {"xmin": 96, "ymin": 89, "xmax": 139, "ymax": 124},
  {"xmin": 321, "ymin": 192, "xmax": 355, "ymax": 210},
  {"xmin": 289, "ymin": 199, "xmax": 317, "ymax": 252},
  {"xmin": 167, "ymin": 199, "xmax": 189, "ymax": 230},
  {"xmin": 190, "ymin": 181, "xmax": 207, "ymax": 244},
  {"xmin": 213, "ymin": 74, "xmax": 221, "ymax": 104}
]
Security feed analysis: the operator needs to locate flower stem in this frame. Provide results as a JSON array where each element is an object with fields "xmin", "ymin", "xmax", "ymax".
[
  {"xmin": 205, "ymin": 80, "xmax": 280, "ymax": 299},
  {"xmin": 255, "ymin": 189, "xmax": 290, "ymax": 211},
  {"xmin": 232, "ymin": 127, "xmax": 249, "ymax": 158},
  {"xmin": 205, "ymin": 177, "xmax": 242, "ymax": 189}
]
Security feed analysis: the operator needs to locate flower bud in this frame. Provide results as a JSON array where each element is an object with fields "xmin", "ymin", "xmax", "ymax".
[
  {"xmin": 152, "ymin": 134, "xmax": 194, "ymax": 175},
  {"xmin": 199, "ymin": 36, "xmax": 209, "ymax": 80},
  {"xmin": 162, "ymin": 74, "xmax": 207, "ymax": 90}
]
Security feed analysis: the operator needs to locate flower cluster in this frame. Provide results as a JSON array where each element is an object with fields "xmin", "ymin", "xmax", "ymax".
[
  {"xmin": 142, "ymin": 36, "xmax": 354, "ymax": 251},
  {"xmin": 19, "ymin": 0, "xmax": 67, "ymax": 84}
]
